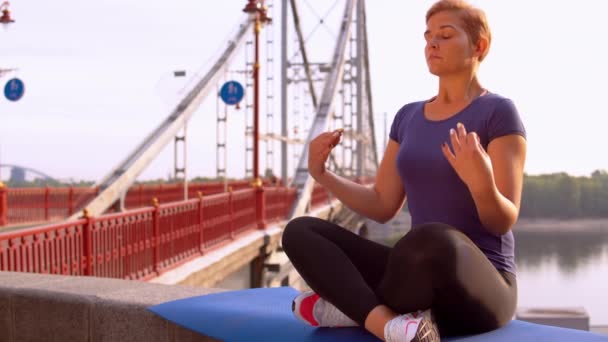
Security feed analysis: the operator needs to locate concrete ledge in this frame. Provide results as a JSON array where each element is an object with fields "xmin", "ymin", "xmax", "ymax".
[
  {"xmin": 0, "ymin": 271, "xmax": 223, "ymax": 342},
  {"xmin": 517, "ymin": 307, "xmax": 590, "ymax": 331}
]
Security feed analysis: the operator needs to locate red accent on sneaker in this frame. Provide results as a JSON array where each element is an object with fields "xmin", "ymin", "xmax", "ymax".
[
  {"xmin": 299, "ymin": 294, "xmax": 320, "ymax": 326},
  {"xmin": 404, "ymin": 320, "xmax": 419, "ymax": 337}
]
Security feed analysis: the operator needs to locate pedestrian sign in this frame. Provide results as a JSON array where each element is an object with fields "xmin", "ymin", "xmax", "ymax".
[
  {"xmin": 4, "ymin": 78, "xmax": 24, "ymax": 101},
  {"xmin": 219, "ymin": 81, "xmax": 244, "ymax": 105}
]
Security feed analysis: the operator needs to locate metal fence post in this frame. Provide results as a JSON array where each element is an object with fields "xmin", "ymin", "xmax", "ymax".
[
  {"xmin": 82, "ymin": 209, "xmax": 94, "ymax": 276},
  {"xmin": 68, "ymin": 186, "xmax": 74, "ymax": 216},
  {"xmin": 0, "ymin": 182, "xmax": 7, "ymax": 226},
  {"xmin": 44, "ymin": 186, "xmax": 50, "ymax": 221},
  {"xmin": 197, "ymin": 191, "xmax": 205, "ymax": 253},
  {"xmin": 254, "ymin": 180, "xmax": 266, "ymax": 230},
  {"xmin": 152, "ymin": 198, "xmax": 161, "ymax": 275},
  {"xmin": 139, "ymin": 184, "xmax": 144, "ymax": 207},
  {"xmin": 228, "ymin": 187, "xmax": 235, "ymax": 239}
]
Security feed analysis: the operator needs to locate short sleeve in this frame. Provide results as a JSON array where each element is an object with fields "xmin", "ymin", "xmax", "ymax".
[
  {"xmin": 488, "ymin": 98, "xmax": 527, "ymax": 142},
  {"xmin": 389, "ymin": 107, "xmax": 406, "ymax": 143}
]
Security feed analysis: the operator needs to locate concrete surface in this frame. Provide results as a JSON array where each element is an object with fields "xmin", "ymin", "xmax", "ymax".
[{"xmin": 0, "ymin": 271, "xmax": 223, "ymax": 342}]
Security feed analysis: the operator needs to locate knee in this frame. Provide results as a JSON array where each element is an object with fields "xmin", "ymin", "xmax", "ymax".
[
  {"xmin": 392, "ymin": 223, "xmax": 471, "ymax": 267},
  {"xmin": 282, "ymin": 216, "xmax": 317, "ymax": 252}
]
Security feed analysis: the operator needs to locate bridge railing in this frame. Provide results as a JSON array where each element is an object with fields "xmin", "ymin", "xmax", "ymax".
[
  {"xmin": 311, "ymin": 183, "xmax": 331, "ymax": 210},
  {"xmin": 265, "ymin": 186, "xmax": 298, "ymax": 222},
  {"xmin": 0, "ymin": 185, "xmax": 297, "ymax": 281},
  {"xmin": 1, "ymin": 186, "xmax": 98, "ymax": 226},
  {"xmin": 0, "ymin": 180, "xmax": 275, "ymax": 227}
]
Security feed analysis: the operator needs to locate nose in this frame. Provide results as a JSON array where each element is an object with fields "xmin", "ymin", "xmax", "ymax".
[{"xmin": 429, "ymin": 37, "xmax": 439, "ymax": 49}]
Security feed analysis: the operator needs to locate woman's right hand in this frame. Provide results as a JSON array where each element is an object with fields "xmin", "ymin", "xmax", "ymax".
[{"xmin": 308, "ymin": 128, "xmax": 343, "ymax": 180}]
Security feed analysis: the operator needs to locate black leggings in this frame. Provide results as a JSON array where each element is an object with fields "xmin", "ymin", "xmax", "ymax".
[{"xmin": 282, "ymin": 216, "xmax": 517, "ymax": 337}]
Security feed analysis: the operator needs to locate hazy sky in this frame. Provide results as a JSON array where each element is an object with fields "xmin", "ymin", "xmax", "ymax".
[{"xmin": 1, "ymin": 0, "xmax": 607, "ymax": 182}]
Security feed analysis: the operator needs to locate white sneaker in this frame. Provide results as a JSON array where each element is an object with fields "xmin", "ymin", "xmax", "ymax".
[
  {"xmin": 291, "ymin": 291, "xmax": 358, "ymax": 327},
  {"xmin": 384, "ymin": 309, "xmax": 440, "ymax": 342}
]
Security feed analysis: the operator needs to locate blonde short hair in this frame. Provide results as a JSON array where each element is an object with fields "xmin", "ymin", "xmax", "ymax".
[{"xmin": 426, "ymin": 0, "xmax": 492, "ymax": 61}]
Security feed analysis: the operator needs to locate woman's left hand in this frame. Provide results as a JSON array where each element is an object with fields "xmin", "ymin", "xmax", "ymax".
[{"xmin": 441, "ymin": 122, "xmax": 495, "ymax": 193}]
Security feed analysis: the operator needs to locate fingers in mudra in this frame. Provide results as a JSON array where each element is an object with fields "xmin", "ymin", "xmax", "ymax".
[
  {"xmin": 441, "ymin": 123, "xmax": 494, "ymax": 190},
  {"xmin": 313, "ymin": 130, "xmax": 341, "ymax": 149},
  {"xmin": 325, "ymin": 129, "xmax": 343, "ymax": 149},
  {"xmin": 444, "ymin": 123, "xmax": 481, "ymax": 157},
  {"xmin": 309, "ymin": 129, "xmax": 344, "ymax": 175}
]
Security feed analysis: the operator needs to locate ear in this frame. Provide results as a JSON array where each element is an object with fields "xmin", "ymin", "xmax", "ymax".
[{"xmin": 475, "ymin": 37, "xmax": 489, "ymax": 61}]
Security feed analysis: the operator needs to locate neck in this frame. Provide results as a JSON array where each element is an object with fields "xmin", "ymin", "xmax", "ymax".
[{"xmin": 435, "ymin": 71, "xmax": 484, "ymax": 104}]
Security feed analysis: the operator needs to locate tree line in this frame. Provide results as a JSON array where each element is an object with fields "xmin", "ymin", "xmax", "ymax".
[
  {"xmin": 6, "ymin": 170, "xmax": 608, "ymax": 219},
  {"xmin": 520, "ymin": 170, "xmax": 608, "ymax": 218}
]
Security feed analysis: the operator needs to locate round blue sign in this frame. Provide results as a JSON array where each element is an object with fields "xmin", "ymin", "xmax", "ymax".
[
  {"xmin": 219, "ymin": 81, "xmax": 244, "ymax": 105},
  {"xmin": 4, "ymin": 78, "xmax": 25, "ymax": 102}
]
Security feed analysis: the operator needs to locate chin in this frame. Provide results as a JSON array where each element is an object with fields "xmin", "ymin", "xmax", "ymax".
[{"xmin": 427, "ymin": 66, "xmax": 443, "ymax": 76}]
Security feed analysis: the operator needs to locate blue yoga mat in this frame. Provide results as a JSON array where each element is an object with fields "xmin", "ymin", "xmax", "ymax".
[{"xmin": 148, "ymin": 287, "xmax": 608, "ymax": 342}]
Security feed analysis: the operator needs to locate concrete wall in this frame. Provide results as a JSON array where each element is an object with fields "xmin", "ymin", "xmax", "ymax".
[{"xmin": 0, "ymin": 272, "xmax": 222, "ymax": 342}]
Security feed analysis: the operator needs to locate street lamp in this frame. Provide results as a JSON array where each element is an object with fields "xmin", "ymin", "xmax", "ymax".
[
  {"xmin": 0, "ymin": 2, "xmax": 15, "ymax": 25},
  {"xmin": 0, "ymin": 68, "xmax": 17, "ymax": 79},
  {"xmin": 242, "ymin": 0, "xmax": 271, "ymax": 187},
  {"xmin": 243, "ymin": 1, "xmax": 272, "ymax": 233}
]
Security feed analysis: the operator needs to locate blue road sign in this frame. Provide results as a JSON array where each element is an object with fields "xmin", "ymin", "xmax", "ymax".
[
  {"xmin": 4, "ymin": 78, "xmax": 25, "ymax": 102},
  {"xmin": 219, "ymin": 81, "xmax": 244, "ymax": 105}
]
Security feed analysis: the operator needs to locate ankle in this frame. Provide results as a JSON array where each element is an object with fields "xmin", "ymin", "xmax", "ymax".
[
  {"xmin": 292, "ymin": 291, "xmax": 357, "ymax": 328},
  {"xmin": 384, "ymin": 310, "xmax": 440, "ymax": 342},
  {"xmin": 364, "ymin": 305, "xmax": 399, "ymax": 341}
]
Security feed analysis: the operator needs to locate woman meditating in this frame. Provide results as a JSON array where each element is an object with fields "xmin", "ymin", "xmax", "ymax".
[{"xmin": 282, "ymin": 0, "xmax": 527, "ymax": 341}]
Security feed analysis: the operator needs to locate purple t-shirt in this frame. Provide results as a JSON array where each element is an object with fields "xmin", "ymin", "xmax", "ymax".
[{"xmin": 389, "ymin": 92, "xmax": 526, "ymax": 275}]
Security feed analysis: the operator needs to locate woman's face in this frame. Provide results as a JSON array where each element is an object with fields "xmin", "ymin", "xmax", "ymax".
[{"xmin": 424, "ymin": 11, "xmax": 479, "ymax": 76}]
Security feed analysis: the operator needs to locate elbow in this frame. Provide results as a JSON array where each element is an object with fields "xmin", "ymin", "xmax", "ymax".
[
  {"xmin": 481, "ymin": 200, "xmax": 519, "ymax": 236},
  {"xmin": 375, "ymin": 208, "xmax": 401, "ymax": 224},
  {"xmin": 491, "ymin": 224, "xmax": 513, "ymax": 236},
  {"xmin": 367, "ymin": 212, "xmax": 391, "ymax": 224},
  {"xmin": 369, "ymin": 189, "xmax": 406, "ymax": 224},
  {"xmin": 362, "ymin": 209, "xmax": 392, "ymax": 224},
  {"xmin": 376, "ymin": 216, "xmax": 392, "ymax": 224},
  {"xmin": 486, "ymin": 215, "xmax": 518, "ymax": 236}
]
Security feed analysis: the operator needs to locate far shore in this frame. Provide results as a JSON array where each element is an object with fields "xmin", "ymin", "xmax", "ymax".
[
  {"xmin": 386, "ymin": 212, "xmax": 608, "ymax": 235},
  {"xmin": 514, "ymin": 217, "xmax": 608, "ymax": 233}
]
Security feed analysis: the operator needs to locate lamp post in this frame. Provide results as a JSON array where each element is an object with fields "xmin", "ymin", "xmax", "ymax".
[
  {"xmin": 242, "ymin": 0, "xmax": 271, "ymax": 187},
  {"xmin": 243, "ymin": 1, "xmax": 271, "ymax": 234},
  {"xmin": 0, "ymin": 1, "xmax": 14, "ymax": 25}
]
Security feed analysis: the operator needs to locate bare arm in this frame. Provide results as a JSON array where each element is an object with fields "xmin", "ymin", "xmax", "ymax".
[
  {"xmin": 469, "ymin": 134, "xmax": 527, "ymax": 235},
  {"xmin": 310, "ymin": 132, "xmax": 406, "ymax": 223}
]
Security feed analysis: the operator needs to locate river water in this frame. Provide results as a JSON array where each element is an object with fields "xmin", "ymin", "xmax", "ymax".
[{"xmin": 514, "ymin": 229, "xmax": 608, "ymax": 326}]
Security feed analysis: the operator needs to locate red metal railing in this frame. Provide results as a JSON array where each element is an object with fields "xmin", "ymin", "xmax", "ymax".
[
  {"xmin": 264, "ymin": 186, "xmax": 297, "ymax": 222},
  {"xmin": 0, "ymin": 180, "xmax": 274, "ymax": 227},
  {"xmin": 0, "ymin": 186, "xmax": 297, "ymax": 280},
  {"xmin": 311, "ymin": 182, "xmax": 331, "ymax": 209},
  {"xmin": 4, "ymin": 186, "xmax": 98, "ymax": 226},
  {"xmin": 0, "ymin": 177, "xmax": 375, "ymax": 281},
  {"xmin": 230, "ymin": 188, "xmax": 257, "ymax": 236},
  {"xmin": 0, "ymin": 184, "xmax": 7, "ymax": 226},
  {"xmin": 0, "ymin": 218, "xmax": 88, "ymax": 275}
]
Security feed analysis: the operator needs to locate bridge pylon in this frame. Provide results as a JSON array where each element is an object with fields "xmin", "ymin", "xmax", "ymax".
[{"xmin": 287, "ymin": 0, "xmax": 378, "ymax": 219}]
